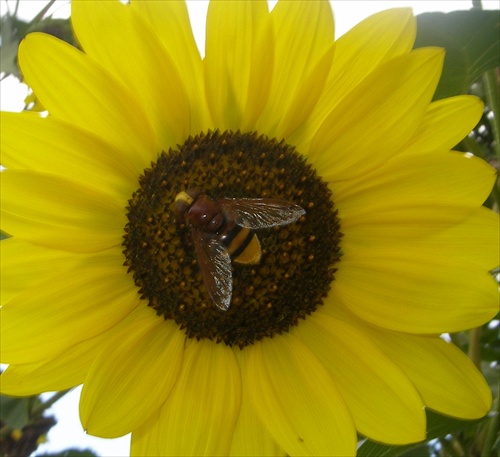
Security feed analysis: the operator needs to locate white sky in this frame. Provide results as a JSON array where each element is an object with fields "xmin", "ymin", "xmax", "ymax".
[{"xmin": 0, "ymin": 1, "xmax": 498, "ymax": 456}]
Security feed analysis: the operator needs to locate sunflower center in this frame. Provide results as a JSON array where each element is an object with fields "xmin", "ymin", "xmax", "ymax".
[{"xmin": 123, "ymin": 130, "xmax": 342, "ymax": 348}]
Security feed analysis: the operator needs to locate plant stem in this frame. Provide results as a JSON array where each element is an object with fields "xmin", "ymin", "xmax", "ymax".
[
  {"xmin": 30, "ymin": 389, "xmax": 72, "ymax": 419},
  {"xmin": 468, "ymin": 326, "xmax": 482, "ymax": 370}
]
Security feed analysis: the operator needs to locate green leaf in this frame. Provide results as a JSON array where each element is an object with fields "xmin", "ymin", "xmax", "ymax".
[
  {"xmin": 414, "ymin": 10, "xmax": 500, "ymax": 100},
  {"xmin": 0, "ymin": 11, "xmax": 76, "ymax": 81},
  {"xmin": 0, "ymin": 15, "xmax": 24, "ymax": 78},
  {"xmin": 0, "ymin": 395, "xmax": 31, "ymax": 429},
  {"xmin": 357, "ymin": 409, "xmax": 487, "ymax": 457},
  {"xmin": 36, "ymin": 449, "xmax": 100, "ymax": 457},
  {"xmin": 480, "ymin": 321, "xmax": 500, "ymax": 363}
]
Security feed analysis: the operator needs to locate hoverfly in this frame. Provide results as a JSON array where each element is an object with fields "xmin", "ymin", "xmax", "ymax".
[{"xmin": 174, "ymin": 188, "xmax": 305, "ymax": 311}]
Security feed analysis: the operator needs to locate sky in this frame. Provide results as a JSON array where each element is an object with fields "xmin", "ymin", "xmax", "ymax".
[{"xmin": 0, "ymin": 0, "xmax": 498, "ymax": 456}]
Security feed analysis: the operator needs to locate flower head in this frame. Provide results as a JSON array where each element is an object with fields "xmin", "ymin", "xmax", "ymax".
[{"xmin": 1, "ymin": 1, "xmax": 498, "ymax": 456}]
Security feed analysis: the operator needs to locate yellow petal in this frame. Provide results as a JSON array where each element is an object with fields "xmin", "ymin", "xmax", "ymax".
[
  {"xmin": 1, "ymin": 170, "xmax": 124, "ymax": 252},
  {"xmin": 243, "ymin": 333, "xmax": 357, "ymax": 456},
  {"xmin": 298, "ymin": 312, "xmax": 426, "ymax": 444},
  {"xmin": 422, "ymin": 207, "xmax": 499, "ymax": 269},
  {"xmin": 204, "ymin": 0, "xmax": 273, "ymax": 130},
  {"xmin": 131, "ymin": 411, "xmax": 162, "ymax": 457},
  {"xmin": 19, "ymin": 33, "xmax": 156, "ymax": 162},
  {"xmin": 294, "ymin": 8, "xmax": 415, "ymax": 151},
  {"xmin": 0, "ymin": 238, "xmax": 79, "ymax": 304},
  {"xmin": 158, "ymin": 339, "xmax": 241, "ymax": 456},
  {"xmin": 1, "ymin": 248, "xmax": 139, "ymax": 364},
  {"xmin": 131, "ymin": 0, "xmax": 210, "ymax": 133},
  {"xmin": 230, "ymin": 349, "xmax": 285, "ymax": 456},
  {"xmin": 342, "ymin": 206, "xmax": 499, "ymax": 271},
  {"xmin": 331, "ymin": 8, "xmax": 415, "ymax": 103},
  {"xmin": 403, "ymin": 95, "xmax": 484, "ymax": 156},
  {"xmin": 366, "ymin": 330, "xmax": 493, "ymax": 419},
  {"xmin": 332, "ymin": 246, "xmax": 499, "ymax": 333},
  {"xmin": 274, "ymin": 45, "xmax": 334, "ymax": 139},
  {"xmin": 335, "ymin": 151, "xmax": 497, "ymax": 219},
  {"xmin": 309, "ymin": 48, "xmax": 444, "ymax": 180},
  {"xmin": 1, "ymin": 112, "xmax": 140, "ymax": 199},
  {"xmin": 72, "ymin": 0, "xmax": 190, "ymax": 148},
  {"xmin": 0, "ymin": 332, "xmax": 107, "ymax": 396},
  {"xmin": 81, "ymin": 312, "xmax": 184, "ymax": 438},
  {"xmin": 257, "ymin": 0, "xmax": 334, "ymax": 138}
]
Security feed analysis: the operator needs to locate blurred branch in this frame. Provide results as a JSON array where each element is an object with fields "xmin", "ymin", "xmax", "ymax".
[
  {"xmin": 31, "ymin": 0, "xmax": 58, "ymax": 23},
  {"xmin": 482, "ymin": 380, "xmax": 500, "ymax": 457},
  {"xmin": 482, "ymin": 70, "xmax": 500, "ymax": 164}
]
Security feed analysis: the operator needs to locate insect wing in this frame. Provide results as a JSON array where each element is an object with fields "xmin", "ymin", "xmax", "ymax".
[
  {"xmin": 219, "ymin": 198, "xmax": 305, "ymax": 229},
  {"xmin": 191, "ymin": 230, "xmax": 233, "ymax": 311}
]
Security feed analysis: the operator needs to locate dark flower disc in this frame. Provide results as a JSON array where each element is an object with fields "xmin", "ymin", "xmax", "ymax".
[{"xmin": 123, "ymin": 130, "xmax": 342, "ymax": 348}]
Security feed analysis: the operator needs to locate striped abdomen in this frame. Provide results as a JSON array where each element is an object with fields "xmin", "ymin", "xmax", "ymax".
[{"xmin": 220, "ymin": 221, "xmax": 261, "ymax": 264}]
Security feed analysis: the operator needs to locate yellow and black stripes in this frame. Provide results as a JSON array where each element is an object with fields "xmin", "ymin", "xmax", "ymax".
[{"xmin": 221, "ymin": 222, "xmax": 261, "ymax": 264}]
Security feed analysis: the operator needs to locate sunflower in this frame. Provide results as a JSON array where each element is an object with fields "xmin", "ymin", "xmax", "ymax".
[{"xmin": 1, "ymin": 1, "xmax": 498, "ymax": 456}]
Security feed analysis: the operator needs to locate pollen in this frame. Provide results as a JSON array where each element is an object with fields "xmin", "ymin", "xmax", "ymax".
[{"xmin": 123, "ymin": 130, "xmax": 342, "ymax": 348}]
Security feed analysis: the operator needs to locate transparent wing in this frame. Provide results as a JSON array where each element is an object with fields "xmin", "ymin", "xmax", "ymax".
[
  {"xmin": 219, "ymin": 198, "xmax": 306, "ymax": 229},
  {"xmin": 192, "ymin": 230, "xmax": 233, "ymax": 311}
]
